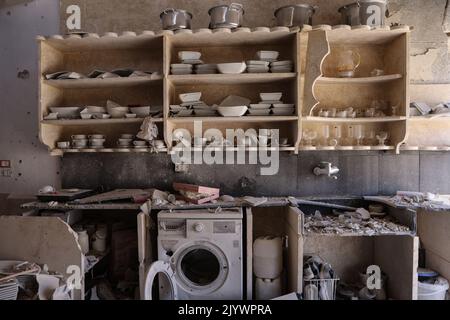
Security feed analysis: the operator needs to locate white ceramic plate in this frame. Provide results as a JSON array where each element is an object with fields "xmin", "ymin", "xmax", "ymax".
[
  {"xmin": 248, "ymin": 109, "xmax": 271, "ymax": 116},
  {"xmin": 246, "ymin": 60, "xmax": 270, "ymax": 67},
  {"xmin": 273, "ymin": 104, "xmax": 295, "ymax": 109},
  {"xmin": 271, "ymin": 60, "xmax": 293, "ymax": 67},
  {"xmin": 249, "ymin": 104, "xmax": 272, "ymax": 109}
]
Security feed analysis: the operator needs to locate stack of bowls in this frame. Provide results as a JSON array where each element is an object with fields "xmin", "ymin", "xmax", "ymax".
[
  {"xmin": 71, "ymin": 135, "xmax": 88, "ymax": 149},
  {"xmin": 117, "ymin": 134, "xmax": 135, "ymax": 148}
]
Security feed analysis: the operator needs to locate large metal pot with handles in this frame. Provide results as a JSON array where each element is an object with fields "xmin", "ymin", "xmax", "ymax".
[
  {"xmin": 208, "ymin": 3, "xmax": 244, "ymax": 29},
  {"xmin": 274, "ymin": 4, "xmax": 318, "ymax": 28},
  {"xmin": 160, "ymin": 8, "xmax": 193, "ymax": 30},
  {"xmin": 338, "ymin": 0, "xmax": 387, "ymax": 27}
]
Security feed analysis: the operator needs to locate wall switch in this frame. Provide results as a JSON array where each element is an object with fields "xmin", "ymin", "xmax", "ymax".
[
  {"xmin": 0, "ymin": 160, "xmax": 11, "ymax": 168},
  {"xmin": 1, "ymin": 169, "xmax": 12, "ymax": 177}
]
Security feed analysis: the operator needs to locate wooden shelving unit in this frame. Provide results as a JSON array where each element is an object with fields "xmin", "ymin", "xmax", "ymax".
[
  {"xmin": 38, "ymin": 27, "xmax": 415, "ymax": 156},
  {"xmin": 303, "ymin": 28, "xmax": 410, "ymax": 154}
]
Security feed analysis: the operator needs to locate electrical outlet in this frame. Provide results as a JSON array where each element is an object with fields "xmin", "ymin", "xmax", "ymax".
[
  {"xmin": 175, "ymin": 164, "xmax": 189, "ymax": 173},
  {"xmin": 0, "ymin": 160, "xmax": 11, "ymax": 168}
]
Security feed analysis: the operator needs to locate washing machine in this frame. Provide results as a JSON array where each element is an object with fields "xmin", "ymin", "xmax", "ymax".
[{"xmin": 144, "ymin": 208, "xmax": 243, "ymax": 300}]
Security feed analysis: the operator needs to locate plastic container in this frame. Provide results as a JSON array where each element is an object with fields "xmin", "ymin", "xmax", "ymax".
[
  {"xmin": 255, "ymin": 277, "xmax": 282, "ymax": 300},
  {"xmin": 418, "ymin": 277, "xmax": 449, "ymax": 300},
  {"xmin": 253, "ymin": 236, "xmax": 283, "ymax": 279}
]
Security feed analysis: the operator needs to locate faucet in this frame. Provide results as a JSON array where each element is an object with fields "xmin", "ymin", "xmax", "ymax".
[{"xmin": 313, "ymin": 162, "xmax": 339, "ymax": 179}]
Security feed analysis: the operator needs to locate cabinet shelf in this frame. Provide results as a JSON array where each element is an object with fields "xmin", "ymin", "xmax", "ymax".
[
  {"xmin": 43, "ymin": 76, "xmax": 162, "ymax": 89},
  {"xmin": 303, "ymin": 116, "xmax": 406, "ymax": 123},
  {"xmin": 317, "ymin": 74, "xmax": 402, "ymax": 85},
  {"xmin": 168, "ymin": 73, "xmax": 297, "ymax": 85},
  {"xmin": 41, "ymin": 118, "xmax": 163, "ymax": 126},
  {"xmin": 298, "ymin": 146, "xmax": 395, "ymax": 151},
  {"xmin": 168, "ymin": 116, "xmax": 298, "ymax": 123}
]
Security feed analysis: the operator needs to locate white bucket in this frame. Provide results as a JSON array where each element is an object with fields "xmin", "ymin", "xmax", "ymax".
[{"xmin": 418, "ymin": 277, "xmax": 449, "ymax": 300}]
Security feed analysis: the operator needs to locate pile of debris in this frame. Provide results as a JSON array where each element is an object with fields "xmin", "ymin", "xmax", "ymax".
[
  {"xmin": 304, "ymin": 209, "xmax": 410, "ymax": 236},
  {"xmin": 388, "ymin": 191, "xmax": 450, "ymax": 211}
]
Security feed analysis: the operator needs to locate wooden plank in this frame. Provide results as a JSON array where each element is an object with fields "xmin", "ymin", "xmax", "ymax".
[
  {"xmin": 44, "ymin": 76, "xmax": 162, "ymax": 89},
  {"xmin": 374, "ymin": 235, "xmax": 419, "ymax": 300},
  {"xmin": 168, "ymin": 116, "xmax": 298, "ymax": 123},
  {"xmin": 285, "ymin": 206, "xmax": 303, "ymax": 293},
  {"xmin": 303, "ymin": 30, "xmax": 330, "ymax": 116},
  {"xmin": 417, "ymin": 209, "xmax": 450, "ymax": 281},
  {"xmin": 317, "ymin": 74, "xmax": 402, "ymax": 84},
  {"xmin": 77, "ymin": 189, "xmax": 151, "ymax": 204},
  {"xmin": 168, "ymin": 73, "xmax": 296, "ymax": 85},
  {"xmin": 245, "ymin": 208, "xmax": 253, "ymax": 300}
]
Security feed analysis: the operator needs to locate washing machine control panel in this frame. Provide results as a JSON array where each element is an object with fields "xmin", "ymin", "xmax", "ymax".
[{"xmin": 193, "ymin": 222, "xmax": 204, "ymax": 233}]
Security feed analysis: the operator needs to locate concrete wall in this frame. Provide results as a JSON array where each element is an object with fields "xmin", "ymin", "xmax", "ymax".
[
  {"xmin": 2, "ymin": 0, "xmax": 450, "ymax": 198},
  {"xmin": 0, "ymin": 0, "xmax": 60, "ymax": 196}
]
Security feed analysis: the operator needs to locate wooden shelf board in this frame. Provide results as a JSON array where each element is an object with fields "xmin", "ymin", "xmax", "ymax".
[
  {"xmin": 326, "ymin": 28, "xmax": 410, "ymax": 45},
  {"xmin": 168, "ymin": 116, "xmax": 298, "ymax": 123},
  {"xmin": 401, "ymin": 146, "xmax": 450, "ymax": 151},
  {"xmin": 169, "ymin": 30, "xmax": 297, "ymax": 47},
  {"xmin": 317, "ymin": 74, "xmax": 402, "ymax": 84},
  {"xmin": 168, "ymin": 73, "xmax": 297, "ymax": 85},
  {"xmin": 303, "ymin": 116, "xmax": 407, "ymax": 123},
  {"xmin": 168, "ymin": 146, "xmax": 296, "ymax": 153},
  {"xmin": 298, "ymin": 146, "xmax": 395, "ymax": 151},
  {"xmin": 41, "ymin": 118, "xmax": 163, "ymax": 126},
  {"xmin": 43, "ymin": 76, "xmax": 162, "ymax": 89},
  {"xmin": 41, "ymin": 35, "xmax": 162, "ymax": 52},
  {"xmin": 409, "ymin": 115, "xmax": 450, "ymax": 121},
  {"xmin": 54, "ymin": 148, "xmax": 168, "ymax": 154}
]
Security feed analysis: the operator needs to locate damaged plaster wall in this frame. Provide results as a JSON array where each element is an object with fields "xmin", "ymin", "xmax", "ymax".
[{"xmin": 0, "ymin": 0, "xmax": 60, "ymax": 195}]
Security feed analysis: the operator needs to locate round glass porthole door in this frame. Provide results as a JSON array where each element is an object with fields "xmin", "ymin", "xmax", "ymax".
[{"xmin": 172, "ymin": 242, "xmax": 228, "ymax": 295}]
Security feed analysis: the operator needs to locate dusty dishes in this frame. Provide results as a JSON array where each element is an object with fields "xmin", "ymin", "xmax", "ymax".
[
  {"xmin": 217, "ymin": 106, "xmax": 248, "ymax": 117},
  {"xmin": 217, "ymin": 62, "xmax": 247, "ymax": 74}
]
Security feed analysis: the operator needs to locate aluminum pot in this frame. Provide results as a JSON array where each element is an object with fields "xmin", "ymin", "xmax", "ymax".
[
  {"xmin": 160, "ymin": 8, "xmax": 192, "ymax": 30},
  {"xmin": 274, "ymin": 4, "xmax": 318, "ymax": 28},
  {"xmin": 338, "ymin": 0, "xmax": 387, "ymax": 27},
  {"xmin": 208, "ymin": 3, "xmax": 244, "ymax": 29}
]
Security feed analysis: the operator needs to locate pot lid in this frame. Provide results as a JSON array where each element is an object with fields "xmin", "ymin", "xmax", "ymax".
[
  {"xmin": 208, "ymin": 4, "xmax": 245, "ymax": 15},
  {"xmin": 274, "ymin": 4, "xmax": 318, "ymax": 16},
  {"xmin": 160, "ymin": 9, "xmax": 193, "ymax": 19}
]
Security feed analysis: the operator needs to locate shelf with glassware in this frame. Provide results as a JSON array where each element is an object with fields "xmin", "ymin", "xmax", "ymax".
[
  {"xmin": 38, "ymin": 35, "xmax": 165, "ymax": 154},
  {"xmin": 163, "ymin": 31, "xmax": 304, "ymax": 153},
  {"xmin": 301, "ymin": 29, "xmax": 410, "ymax": 153}
]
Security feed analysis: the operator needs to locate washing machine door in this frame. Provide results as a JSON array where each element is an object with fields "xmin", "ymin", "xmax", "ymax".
[
  {"xmin": 171, "ymin": 241, "xmax": 229, "ymax": 297},
  {"xmin": 144, "ymin": 261, "xmax": 178, "ymax": 300}
]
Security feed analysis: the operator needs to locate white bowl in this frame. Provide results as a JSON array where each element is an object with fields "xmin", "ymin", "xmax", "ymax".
[
  {"xmin": 217, "ymin": 62, "xmax": 247, "ymax": 74},
  {"xmin": 218, "ymin": 106, "xmax": 248, "ymax": 117},
  {"xmin": 130, "ymin": 106, "xmax": 151, "ymax": 117},
  {"xmin": 179, "ymin": 92, "xmax": 202, "ymax": 103},
  {"xmin": 260, "ymin": 92, "xmax": 283, "ymax": 101},
  {"xmin": 256, "ymin": 51, "xmax": 279, "ymax": 61},
  {"xmin": 107, "ymin": 107, "xmax": 129, "ymax": 118},
  {"xmin": 220, "ymin": 95, "xmax": 251, "ymax": 107}
]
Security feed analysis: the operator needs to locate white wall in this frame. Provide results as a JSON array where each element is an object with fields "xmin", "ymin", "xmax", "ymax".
[{"xmin": 0, "ymin": 0, "xmax": 60, "ymax": 195}]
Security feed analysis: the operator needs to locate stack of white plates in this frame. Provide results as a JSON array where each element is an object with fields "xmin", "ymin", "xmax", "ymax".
[
  {"xmin": 248, "ymin": 104, "xmax": 272, "ymax": 116},
  {"xmin": 246, "ymin": 60, "xmax": 270, "ymax": 73},
  {"xmin": 195, "ymin": 64, "xmax": 217, "ymax": 74},
  {"xmin": 270, "ymin": 60, "xmax": 294, "ymax": 73},
  {"xmin": 171, "ymin": 64, "xmax": 193, "ymax": 75},
  {"xmin": 0, "ymin": 279, "xmax": 19, "ymax": 300},
  {"xmin": 272, "ymin": 103, "xmax": 295, "ymax": 116},
  {"xmin": 170, "ymin": 105, "xmax": 193, "ymax": 117},
  {"xmin": 193, "ymin": 103, "xmax": 218, "ymax": 117}
]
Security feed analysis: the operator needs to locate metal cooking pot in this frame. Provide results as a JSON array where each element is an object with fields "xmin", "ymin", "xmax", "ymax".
[
  {"xmin": 338, "ymin": 0, "xmax": 387, "ymax": 27},
  {"xmin": 274, "ymin": 4, "xmax": 318, "ymax": 28},
  {"xmin": 208, "ymin": 3, "xmax": 244, "ymax": 29},
  {"xmin": 160, "ymin": 8, "xmax": 192, "ymax": 30}
]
